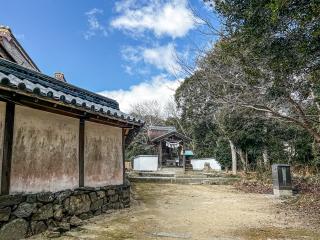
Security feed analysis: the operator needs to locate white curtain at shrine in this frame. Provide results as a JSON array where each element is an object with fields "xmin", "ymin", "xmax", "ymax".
[{"xmin": 165, "ymin": 141, "xmax": 181, "ymax": 149}]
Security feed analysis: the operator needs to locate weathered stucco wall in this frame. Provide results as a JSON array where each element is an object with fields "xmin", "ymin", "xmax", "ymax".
[
  {"xmin": 10, "ymin": 105, "xmax": 79, "ymax": 193},
  {"xmin": 0, "ymin": 101, "xmax": 6, "ymax": 193},
  {"xmin": 84, "ymin": 122, "xmax": 123, "ymax": 187}
]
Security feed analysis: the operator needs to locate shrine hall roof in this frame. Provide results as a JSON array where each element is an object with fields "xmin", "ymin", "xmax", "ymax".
[{"xmin": 150, "ymin": 130, "xmax": 191, "ymax": 143}]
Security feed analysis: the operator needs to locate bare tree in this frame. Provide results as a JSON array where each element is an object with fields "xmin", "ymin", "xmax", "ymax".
[{"xmin": 129, "ymin": 100, "xmax": 165, "ymax": 126}]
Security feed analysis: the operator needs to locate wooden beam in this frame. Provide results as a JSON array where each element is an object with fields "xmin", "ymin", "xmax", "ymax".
[
  {"xmin": 183, "ymin": 151, "xmax": 186, "ymax": 173},
  {"xmin": 1, "ymin": 102, "xmax": 15, "ymax": 195},
  {"xmin": 79, "ymin": 118, "xmax": 85, "ymax": 187},
  {"xmin": 122, "ymin": 128, "xmax": 126, "ymax": 184},
  {"xmin": 158, "ymin": 141, "xmax": 162, "ymax": 170}
]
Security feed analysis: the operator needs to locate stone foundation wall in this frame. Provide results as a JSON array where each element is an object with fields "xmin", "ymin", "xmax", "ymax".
[{"xmin": 0, "ymin": 184, "xmax": 130, "ymax": 239}]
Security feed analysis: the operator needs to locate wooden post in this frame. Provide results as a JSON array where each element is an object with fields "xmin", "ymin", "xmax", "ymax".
[
  {"xmin": 183, "ymin": 153, "xmax": 186, "ymax": 173},
  {"xmin": 79, "ymin": 118, "xmax": 85, "ymax": 187},
  {"xmin": 122, "ymin": 128, "xmax": 126, "ymax": 184},
  {"xmin": 1, "ymin": 102, "xmax": 15, "ymax": 195},
  {"xmin": 158, "ymin": 141, "xmax": 162, "ymax": 170}
]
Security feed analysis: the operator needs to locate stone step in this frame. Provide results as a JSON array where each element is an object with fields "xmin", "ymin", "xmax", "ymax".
[
  {"xmin": 136, "ymin": 172, "xmax": 175, "ymax": 178},
  {"xmin": 129, "ymin": 176, "xmax": 240, "ymax": 185},
  {"xmin": 175, "ymin": 175, "xmax": 209, "ymax": 179}
]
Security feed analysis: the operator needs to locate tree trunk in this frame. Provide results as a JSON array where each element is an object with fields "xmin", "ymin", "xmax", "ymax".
[
  {"xmin": 245, "ymin": 150, "xmax": 248, "ymax": 171},
  {"xmin": 229, "ymin": 140, "xmax": 237, "ymax": 174},
  {"xmin": 238, "ymin": 149, "xmax": 247, "ymax": 172},
  {"xmin": 262, "ymin": 147, "xmax": 269, "ymax": 167}
]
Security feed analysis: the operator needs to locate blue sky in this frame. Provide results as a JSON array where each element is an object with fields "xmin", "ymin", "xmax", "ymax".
[{"xmin": 1, "ymin": 0, "xmax": 219, "ymax": 111}]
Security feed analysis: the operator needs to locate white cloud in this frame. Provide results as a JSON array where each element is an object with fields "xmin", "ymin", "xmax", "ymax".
[
  {"xmin": 111, "ymin": 0, "xmax": 197, "ymax": 38},
  {"xmin": 98, "ymin": 75, "xmax": 181, "ymax": 112},
  {"xmin": 121, "ymin": 43, "xmax": 181, "ymax": 75},
  {"xmin": 143, "ymin": 43, "xmax": 181, "ymax": 75},
  {"xmin": 84, "ymin": 8, "xmax": 107, "ymax": 40},
  {"xmin": 121, "ymin": 46, "xmax": 143, "ymax": 63}
]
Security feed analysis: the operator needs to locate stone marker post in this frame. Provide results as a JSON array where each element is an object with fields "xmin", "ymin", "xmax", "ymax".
[{"xmin": 272, "ymin": 164, "xmax": 293, "ymax": 197}]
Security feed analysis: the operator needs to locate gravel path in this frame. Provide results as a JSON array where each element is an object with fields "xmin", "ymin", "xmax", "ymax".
[{"xmin": 33, "ymin": 183, "xmax": 320, "ymax": 240}]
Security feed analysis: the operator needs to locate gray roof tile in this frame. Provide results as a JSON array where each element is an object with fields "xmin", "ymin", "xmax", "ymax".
[{"xmin": 0, "ymin": 59, "xmax": 143, "ymax": 126}]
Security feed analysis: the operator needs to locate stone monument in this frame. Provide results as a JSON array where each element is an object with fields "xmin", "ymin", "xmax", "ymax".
[{"xmin": 272, "ymin": 164, "xmax": 293, "ymax": 197}]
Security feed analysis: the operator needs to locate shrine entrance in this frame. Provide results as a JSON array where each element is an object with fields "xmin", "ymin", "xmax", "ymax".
[
  {"xmin": 147, "ymin": 126, "xmax": 191, "ymax": 169},
  {"xmin": 159, "ymin": 137, "xmax": 183, "ymax": 167}
]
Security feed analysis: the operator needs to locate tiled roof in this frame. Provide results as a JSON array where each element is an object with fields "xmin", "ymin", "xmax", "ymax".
[
  {"xmin": 150, "ymin": 130, "xmax": 191, "ymax": 143},
  {"xmin": 0, "ymin": 58, "xmax": 143, "ymax": 126}
]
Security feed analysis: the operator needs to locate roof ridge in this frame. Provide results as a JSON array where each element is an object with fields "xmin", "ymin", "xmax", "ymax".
[{"xmin": 0, "ymin": 58, "xmax": 119, "ymax": 110}]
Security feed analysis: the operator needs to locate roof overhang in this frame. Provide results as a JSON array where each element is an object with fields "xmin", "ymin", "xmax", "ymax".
[
  {"xmin": 151, "ymin": 131, "xmax": 191, "ymax": 143},
  {"xmin": 0, "ymin": 58, "xmax": 144, "ymax": 128}
]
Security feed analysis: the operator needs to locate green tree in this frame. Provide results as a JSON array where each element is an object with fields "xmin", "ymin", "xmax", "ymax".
[{"xmin": 203, "ymin": 0, "xmax": 320, "ymax": 143}]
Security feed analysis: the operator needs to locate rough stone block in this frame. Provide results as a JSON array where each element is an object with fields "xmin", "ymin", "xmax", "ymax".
[
  {"xmin": 124, "ymin": 202, "xmax": 130, "ymax": 208},
  {"xmin": 96, "ymin": 191, "xmax": 106, "ymax": 199},
  {"xmin": 105, "ymin": 209, "xmax": 113, "ymax": 214},
  {"xmin": 0, "ymin": 195, "xmax": 25, "ymax": 208},
  {"xmin": 65, "ymin": 195, "xmax": 91, "ymax": 215},
  {"xmin": 93, "ymin": 208, "xmax": 101, "ymax": 216},
  {"xmin": 110, "ymin": 194, "xmax": 119, "ymax": 203},
  {"xmin": 123, "ymin": 190, "xmax": 130, "ymax": 199},
  {"xmin": 0, "ymin": 218, "xmax": 28, "ymax": 240},
  {"xmin": 31, "ymin": 221, "xmax": 47, "ymax": 235},
  {"xmin": 32, "ymin": 203, "xmax": 54, "ymax": 220},
  {"xmin": 69, "ymin": 216, "xmax": 83, "ymax": 227},
  {"xmin": 37, "ymin": 192, "xmax": 55, "ymax": 203},
  {"xmin": 113, "ymin": 202, "xmax": 121, "ymax": 209},
  {"xmin": 46, "ymin": 218, "xmax": 58, "ymax": 230},
  {"xmin": 56, "ymin": 222, "xmax": 70, "ymax": 232},
  {"xmin": 0, "ymin": 207, "xmax": 11, "ymax": 222},
  {"xmin": 53, "ymin": 204, "xmax": 62, "ymax": 211},
  {"xmin": 73, "ymin": 190, "xmax": 87, "ymax": 195},
  {"xmin": 47, "ymin": 231, "xmax": 61, "ymax": 238},
  {"xmin": 99, "ymin": 186, "xmax": 109, "ymax": 191},
  {"xmin": 77, "ymin": 211, "xmax": 93, "ymax": 220},
  {"xmin": 26, "ymin": 194, "xmax": 37, "ymax": 203},
  {"xmin": 54, "ymin": 190, "xmax": 72, "ymax": 203},
  {"xmin": 107, "ymin": 189, "xmax": 116, "ymax": 196},
  {"xmin": 53, "ymin": 205, "xmax": 63, "ymax": 221},
  {"xmin": 103, "ymin": 196, "xmax": 109, "ymax": 204},
  {"xmin": 13, "ymin": 202, "xmax": 36, "ymax": 218},
  {"xmin": 89, "ymin": 192, "xmax": 97, "ymax": 203},
  {"xmin": 90, "ymin": 199, "xmax": 103, "ymax": 211},
  {"xmin": 101, "ymin": 205, "xmax": 108, "ymax": 213}
]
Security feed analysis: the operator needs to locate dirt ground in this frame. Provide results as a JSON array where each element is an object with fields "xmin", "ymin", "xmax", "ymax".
[{"xmin": 33, "ymin": 183, "xmax": 320, "ymax": 240}]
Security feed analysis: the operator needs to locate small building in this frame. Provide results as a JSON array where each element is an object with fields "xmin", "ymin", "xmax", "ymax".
[
  {"xmin": 133, "ymin": 155, "xmax": 158, "ymax": 171},
  {"xmin": 0, "ymin": 26, "xmax": 143, "ymax": 238},
  {"xmin": 148, "ymin": 126, "xmax": 191, "ymax": 168}
]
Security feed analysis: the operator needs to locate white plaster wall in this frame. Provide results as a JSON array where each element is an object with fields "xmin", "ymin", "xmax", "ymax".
[
  {"xmin": 84, "ymin": 122, "xmax": 123, "ymax": 187},
  {"xmin": 191, "ymin": 158, "xmax": 222, "ymax": 171},
  {"xmin": 10, "ymin": 106, "xmax": 79, "ymax": 193},
  {"xmin": 0, "ymin": 101, "xmax": 6, "ymax": 193},
  {"xmin": 133, "ymin": 155, "xmax": 158, "ymax": 171}
]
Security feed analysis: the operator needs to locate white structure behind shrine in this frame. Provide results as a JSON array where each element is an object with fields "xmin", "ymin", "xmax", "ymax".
[
  {"xmin": 191, "ymin": 158, "xmax": 221, "ymax": 171},
  {"xmin": 133, "ymin": 155, "xmax": 158, "ymax": 171}
]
